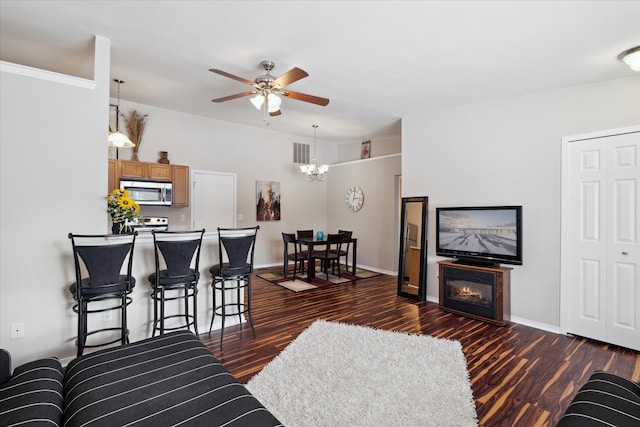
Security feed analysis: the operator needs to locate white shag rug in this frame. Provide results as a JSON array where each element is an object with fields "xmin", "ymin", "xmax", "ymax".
[{"xmin": 246, "ymin": 320, "xmax": 478, "ymax": 427}]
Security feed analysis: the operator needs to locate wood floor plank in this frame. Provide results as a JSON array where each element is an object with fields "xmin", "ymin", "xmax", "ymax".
[{"xmin": 200, "ymin": 267, "xmax": 640, "ymax": 426}]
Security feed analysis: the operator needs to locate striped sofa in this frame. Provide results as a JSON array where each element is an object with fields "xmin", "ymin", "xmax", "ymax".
[
  {"xmin": 0, "ymin": 331, "xmax": 282, "ymax": 426},
  {"xmin": 556, "ymin": 370, "xmax": 640, "ymax": 427}
]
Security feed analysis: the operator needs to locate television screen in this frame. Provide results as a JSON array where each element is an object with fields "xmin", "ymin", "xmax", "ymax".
[{"xmin": 436, "ymin": 206, "xmax": 523, "ymax": 266}]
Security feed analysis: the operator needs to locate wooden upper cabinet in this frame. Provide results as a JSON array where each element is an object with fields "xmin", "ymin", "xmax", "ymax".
[
  {"xmin": 108, "ymin": 159, "xmax": 119, "ymax": 193},
  {"xmin": 171, "ymin": 165, "xmax": 190, "ymax": 207},
  {"xmin": 108, "ymin": 160, "xmax": 189, "ymax": 207},
  {"xmin": 147, "ymin": 163, "xmax": 171, "ymax": 180},
  {"xmin": 119, "ymin": 160, "xmax": 171, "ymax": 181}
]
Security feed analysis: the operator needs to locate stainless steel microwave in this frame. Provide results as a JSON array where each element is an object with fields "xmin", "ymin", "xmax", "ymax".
[{"xmin": 120, "ymin": 180, "xmax": 172, "ymax": 206}]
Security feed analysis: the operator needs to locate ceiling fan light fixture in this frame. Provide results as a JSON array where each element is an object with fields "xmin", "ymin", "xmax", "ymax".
[
  {"xmin": 250, "ymin": 94, "xmax": 264, "ymax": 109},
  {"xmin": 267, "ymin": 94, "xmax": 281, "ymax": 111},
  {"xmin": 620, "ymin": 46, "xmax": 640, "ymax": 71}
]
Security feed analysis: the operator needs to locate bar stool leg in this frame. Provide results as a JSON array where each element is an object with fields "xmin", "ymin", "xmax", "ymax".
[
  {"xmin": 209, "ymin": 281, "xmax": 217, "ymax": 335},
  {"xmin": 219, "ymin": 278, "xmax": 226, "ymax": 347},
  {"xmin": 246, "ymin": 277, "xmax": 256, "ymax": 338},
  {"xmin": 121, "ymin": 294, "xmax": 127, "ymax": 345},
  {"xmin": 192, "ymin": 285, "xmax": 199, "ymax": 336}
]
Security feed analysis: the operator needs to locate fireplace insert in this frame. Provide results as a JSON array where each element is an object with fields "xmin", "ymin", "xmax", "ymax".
[{"xmin": 442, "ymin": 266, "xmax": 496, "ymax": 320}]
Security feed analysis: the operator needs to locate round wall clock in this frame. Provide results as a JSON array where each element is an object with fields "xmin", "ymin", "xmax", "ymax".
[{"xmin": 345, "ymin": 186, "xmax": 364, "ymax": 212}]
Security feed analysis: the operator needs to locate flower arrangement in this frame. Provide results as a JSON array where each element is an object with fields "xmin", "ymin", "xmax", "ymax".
[{"xmin": 107, "ymin": 188, "xmax": 142, "ymax": 223}]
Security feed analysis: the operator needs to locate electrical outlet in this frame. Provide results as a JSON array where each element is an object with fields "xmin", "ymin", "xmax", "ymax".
[
  {"xmin": 10, "ymin": 322, "xmax": 25, "ymax": 339},
  {"xmin": 103, "ymin": 311, "xmax": 113, "ymax": 321},
  {"xmin": 237, "ymin": 213, "xmax": 244, "ymax": 221},
  {"xmin": 179, "ymin": 214, "xmax": 185, "ymax": 222}
]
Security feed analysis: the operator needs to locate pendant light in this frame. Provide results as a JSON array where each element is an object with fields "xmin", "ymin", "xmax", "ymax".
[
  {"xmin": 300, "ymin": 124, "xmax": 329, "ymax": 182},
  {"xmin": 108, "ymin": 79, "xmax": 135, "ymax": 149},
  {"xmin": 620, "ymin": 46, "xmax": 640, "ymax": 72}
]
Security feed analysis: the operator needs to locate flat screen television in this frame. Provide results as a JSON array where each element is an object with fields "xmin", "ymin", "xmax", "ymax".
[{"xmin": 436, "ymin": 205, "xmax": 523, "ymax": 267}]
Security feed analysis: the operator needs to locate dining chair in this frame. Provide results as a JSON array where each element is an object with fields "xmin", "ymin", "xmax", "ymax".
[
  {"xmin": 312, "ymin": 233, "xmax": 343, "ymax": 280},
  {"xmin": 282, "ymin": 233, "xmax": 306, "ymax": 279},
  {"xmin": 334, "ymin": 229, "xmax": 353, "ymax": 270},
  {"xmin": 296, "ymin": 230, "xmax": 314, "ymax": 274}
]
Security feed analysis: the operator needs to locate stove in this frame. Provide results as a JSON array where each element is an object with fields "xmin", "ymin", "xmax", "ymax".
[{"xmin": 124, "ymin": 217, "xmax": 169, "ymax": 232}]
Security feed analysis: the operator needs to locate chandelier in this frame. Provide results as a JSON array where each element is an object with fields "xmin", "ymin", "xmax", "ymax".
[{"xmin": 300, "ymin": 124, "xmax": 329, "ymax": 182}]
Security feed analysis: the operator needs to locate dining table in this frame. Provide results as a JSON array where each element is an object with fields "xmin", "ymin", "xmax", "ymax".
[{"xmin": 296, "ymin": 235, "xmax": 358, "ymax": 281}]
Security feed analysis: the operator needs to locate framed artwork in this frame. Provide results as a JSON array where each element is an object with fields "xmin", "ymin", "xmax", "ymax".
[
  {"xmin": 256, "ymin": 180, "xmax": 281, "ymax": 221},
  {"xmin": 361, "ymin": 140, "xmax": 371, "ymax": 159}
]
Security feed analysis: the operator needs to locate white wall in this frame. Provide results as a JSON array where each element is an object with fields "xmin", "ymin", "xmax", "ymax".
[
  {"xmin": 402, "ymin": 76, "xmax": 640, "ymax": 330},
  {"xmin": 327, "ymin": 155, "xmax": 401, "ymax": 273},
  {"xmin": 0, "ymin": 37, "xmax": 111, "ymax": 366}
]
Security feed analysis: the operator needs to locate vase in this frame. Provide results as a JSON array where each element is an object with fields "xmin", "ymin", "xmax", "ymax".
[
  {"xmin": 158, "ymin": 151, "xmax": 170, "ymax": 164},
  {"xmin": 112, "ymin": 221, "xmax": 133, "ymax": 235},
  {"xmin": 131, "ymin": 151, "xmax": 139, "ymax": 161}
]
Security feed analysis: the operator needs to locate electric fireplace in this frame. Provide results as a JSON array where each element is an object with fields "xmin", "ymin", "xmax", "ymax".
[{"xmin": 438, "ymin": 261, "xmax": 511, "ymax": 326}]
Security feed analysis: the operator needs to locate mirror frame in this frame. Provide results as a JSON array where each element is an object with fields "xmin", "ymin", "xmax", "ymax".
[{"xmin": 397, "ymin": 196, "xmax": 428, "ymax": 301}]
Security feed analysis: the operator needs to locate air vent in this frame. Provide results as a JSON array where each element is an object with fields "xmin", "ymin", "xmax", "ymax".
[{"xmin": 293, "ymin": 142, "xmax": 310, "ymax": 164}]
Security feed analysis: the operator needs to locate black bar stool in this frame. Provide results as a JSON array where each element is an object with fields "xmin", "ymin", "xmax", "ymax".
[
  {"xmin": 68, "ymin": 232, "xmax": 137, "ymax": 357},
  {"xmin": 148, "ymin": 229, "xmax": 205, "ymax": 336},
  {"xmin": 209, "ymin": 226, "xmax": 259, "ymax": 346}
]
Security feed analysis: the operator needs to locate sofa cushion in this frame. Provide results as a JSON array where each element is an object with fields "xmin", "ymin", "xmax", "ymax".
[
  {"xmin": 63, "ymin": 330, "xmax": 281, "ymax": 427},
  {"xmin": 0, "ymin": 356, "xmax": 64, "ymax": 427},
  {"xmin": 556, "ymin": 370, "xmax": 640, "ymax": 426}
]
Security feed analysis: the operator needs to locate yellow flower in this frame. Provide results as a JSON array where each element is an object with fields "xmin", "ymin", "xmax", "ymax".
[{"xmin": 118, "ymin": 196, "xmax": 135, "ymax": 210}]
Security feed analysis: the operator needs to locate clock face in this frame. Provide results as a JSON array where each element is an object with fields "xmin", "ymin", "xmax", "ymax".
[{"xmin": 345, "ymin": 186, "xmax": 364, "ymax": 212}]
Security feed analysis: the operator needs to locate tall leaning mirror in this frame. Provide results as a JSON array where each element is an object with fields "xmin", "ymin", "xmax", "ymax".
[{"xmin": 397, "ymin": 196, "xmax": 428, "ymax": 301}]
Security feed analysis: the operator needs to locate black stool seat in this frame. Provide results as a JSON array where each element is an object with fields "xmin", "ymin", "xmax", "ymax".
[
  {"xmin": 148, "ymin": 230, "xmax": 205, "ymax": 337},
  {"xmin": 209, "ymin": 226, "xmax": 259, "ymax": 346},
  {"xmin": 68, "ymin": 232, "xmax": 137, "ymax": 357},
  {"xmin": 69, "ymin": 276, "xmax": 135, "ymax": 296},
  {"xmin": 148, "ymin": 270, "xmax": 199, "ymax": 287}
]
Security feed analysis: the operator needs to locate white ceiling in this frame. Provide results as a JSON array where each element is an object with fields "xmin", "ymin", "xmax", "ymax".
[{"xmin": 1, "ymin": 1, "xmax": 638, "ymax": 142}]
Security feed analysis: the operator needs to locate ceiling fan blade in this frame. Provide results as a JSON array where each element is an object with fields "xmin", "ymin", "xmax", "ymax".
[
  {"xmin": 272, "ymin": 67, "xmax": 308, "ymax": 88},
  {"xmin": 209, "ymin": 69, "xmax": 257, "ymax": 86},
  {"xmin": 269, "ymin": 109, "xmax": 282, "ymax": 117},
  {"xmin": 211, "ymin": 91, "xmax": 256, "ymax": 103},
  {"xmin": 281, "ymin": 90, "xmax": 330, "ymax": 106}
]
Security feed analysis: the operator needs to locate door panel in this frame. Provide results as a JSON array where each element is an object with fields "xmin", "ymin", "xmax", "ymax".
[{"xmin": 564, "ymin": 129, "xmax": 639, "ymax": 351}]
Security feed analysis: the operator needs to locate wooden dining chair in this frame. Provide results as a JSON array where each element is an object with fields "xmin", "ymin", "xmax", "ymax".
[
  {"xmin": 312, "ymin": 233, "xmax": 343, "ymax": 280},
  {"xmin": 296, "ymin": 230, "xmax": 314, "ymax": 274},
  {"xmin": 282, "ymin": 233, "xmax": 306, "ymax": 279},
  {"xmin": 333, "ymin": 230, "xmax": 353, "ymax": 270}
]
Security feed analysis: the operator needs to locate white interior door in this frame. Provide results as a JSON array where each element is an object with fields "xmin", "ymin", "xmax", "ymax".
[
  {"xmin": 191, "ymin": 170, "xmax": 236, "ymax": 231},
  {"xmin": 561, "ymin": 128, "xmax": 639, "ymax": 351}
]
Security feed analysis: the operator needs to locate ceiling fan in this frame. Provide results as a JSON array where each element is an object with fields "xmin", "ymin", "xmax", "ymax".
[{"xmin": 209, "ymin": 61, "xmax": 329, "ymax": 117}]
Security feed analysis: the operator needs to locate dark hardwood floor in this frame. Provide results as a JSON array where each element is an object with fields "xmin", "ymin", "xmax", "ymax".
[{"xmin": 200, "ymin": 267, "xmax": 640, "ymax": 427}]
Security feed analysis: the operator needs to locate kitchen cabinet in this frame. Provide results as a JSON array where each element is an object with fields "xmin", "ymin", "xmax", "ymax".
[
  {"xmin": 120, "ymin": 160, "xmax": 171, "ymax": 180},
  {"xmin": 171, "ymin": 164, "xmax": 190, "ymax": 207},
  {"xmin": 108, "ymin": 159, "xmax": 119, "ymax": 193},
  {"xmin": 108, "ymin": 160, "xmax": 190, "ymax": 207}
]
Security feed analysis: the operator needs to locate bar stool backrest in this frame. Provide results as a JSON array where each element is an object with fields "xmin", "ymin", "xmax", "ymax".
[
  {"xmin": 152, "ymin": 230, "xmax": 205, "ymax": 283},
  {"xmin": 217, "ymin": 226, "xmax": 259, "ymax": 275},
  {"xmin": 69, "ymin": 233, "xmax": 136, "ymax": 291}
]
